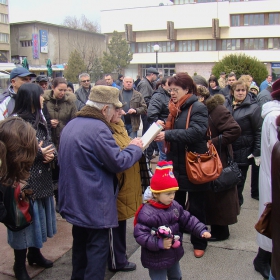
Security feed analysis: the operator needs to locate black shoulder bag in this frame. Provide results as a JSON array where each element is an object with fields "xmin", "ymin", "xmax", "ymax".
[{"xmin": 212, "ymin": 135, "xmax": 242, "ymax": 193}]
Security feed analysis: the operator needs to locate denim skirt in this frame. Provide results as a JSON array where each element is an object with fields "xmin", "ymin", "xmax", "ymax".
[{"xmin": 8, "ymin": 196, "xmax": 57, "ymax": 250}]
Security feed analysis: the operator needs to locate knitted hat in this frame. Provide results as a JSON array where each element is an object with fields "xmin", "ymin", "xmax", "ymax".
[
  {"xmin": 150, "ymin": 161, "xmax": 179, "ymax": 193},
  {"xmin": 87, "ymin": 85, "xmax": 122, "ymax": 107},
  {"xmin": 250, "ymin": 85, "xmax": 259, "ymax": 94},
  {"xmin": 271, "ymin": 78, "xmax": 280, "ymax": 100}
]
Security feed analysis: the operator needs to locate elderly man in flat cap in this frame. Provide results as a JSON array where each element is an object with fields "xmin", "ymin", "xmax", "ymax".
[{"xmin": 58, "ymin": 86, "xmax": 143, "ymax": 280}]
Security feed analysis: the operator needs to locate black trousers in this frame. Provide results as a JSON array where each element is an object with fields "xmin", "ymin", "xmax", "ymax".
[
  {"xmin": 175, "ymin": 190, "xmax": 207, "ymax": 250},
  {"xmin": 251, "ymin": 162, "xmax": 260, "ymax": 198},
  {"xmin": 210, "ymin": 225, "xmax": 230, "ymax": 239},
  {"xmin": 71, "ymin": 225, "xmax": 109, "ymax": 280},
  {"xmin": 237, "ymin": 165, "xmax": 250, "ymax": 206},
  {"xmin": 108, "ymin": 220, "xmax": 128, "ymax": 270}
]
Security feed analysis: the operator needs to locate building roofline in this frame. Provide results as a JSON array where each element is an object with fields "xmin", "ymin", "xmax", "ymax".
[{"xmin": 10, "ymin": 20, "xmax": 105, "ymax": 37}]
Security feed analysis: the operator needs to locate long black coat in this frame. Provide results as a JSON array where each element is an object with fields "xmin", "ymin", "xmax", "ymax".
[
  {"xmin": 205, "ymin": 94, "xmax": 241, "ymax": 225},
  {"xmin": 147, "ymin": 86, "xmax": 170, "ymax": 124},
  {"xmin": 225, "ymin": 93, "xmax": 262, "ymax": 166},
  {"xmin": 165, "ymin": 94, "xmax": 210, "ymax": 192}
]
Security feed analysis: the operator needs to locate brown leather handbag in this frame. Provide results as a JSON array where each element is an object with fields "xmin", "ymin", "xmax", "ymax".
[
  {"xmin": 185, "ymin": 105, "xmax": 223, "ymax": 184},
  {"xmin": 255, "ymin": 202, "xmax": 272, "ymax": 239}
]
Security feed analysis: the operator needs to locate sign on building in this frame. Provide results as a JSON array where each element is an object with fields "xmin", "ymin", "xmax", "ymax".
[
  {"xmin": 39, "ymin": 30, "xmax": 48, "ymax": 53},
  {"xmin": 32, "ymin": 34, "xmax": 39, "ymax": 59}
]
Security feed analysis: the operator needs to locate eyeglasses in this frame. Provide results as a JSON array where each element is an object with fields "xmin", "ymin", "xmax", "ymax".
[
  {"xmin": 235, "ymin": 89, "xmax": 246, "ymax": 92},
  {"xmin": 81, "ymin": 80, "xmax": 90, "ymax": 83},
  {"xmin": 169, "ymin": 88, "xmax": 180, "ymax": 93}
]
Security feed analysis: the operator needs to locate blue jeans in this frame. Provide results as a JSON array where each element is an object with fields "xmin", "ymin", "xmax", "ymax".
[
  {"xmin": 269, "ymin": 271, "xmax": 276, "ymax": 280},
  {"xmin": 125, "ymin": 123, "xmax": 137, "ymax": 138},
  {"xmin": 157, "ymin": 141, "xmax": 167, "ymax": 161},
  {"xmin": 149, "ymin": 261, "xmax": 182, "ymax": 280}
]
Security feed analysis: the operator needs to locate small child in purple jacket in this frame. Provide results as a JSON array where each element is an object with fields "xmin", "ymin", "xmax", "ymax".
[{"xmin": 134, "ymin": 161, "xmax": 211, "ymax": 280}]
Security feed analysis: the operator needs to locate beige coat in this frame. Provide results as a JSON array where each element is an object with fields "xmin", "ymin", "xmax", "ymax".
[{"xmin": 111, "ymin": 120, "xmax": 142, "ymax": 221}]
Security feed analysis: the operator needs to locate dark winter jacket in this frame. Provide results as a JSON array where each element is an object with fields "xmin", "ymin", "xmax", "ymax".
[
  {"xmin": 58, "ymin": 106, "xmax": 143, "ymax": 229},
  {"xmin": 134, "ymin": 200, "xmax": 207, "ymax": 270},
  {"xmin": 147, "ymin": 86, "xmax": 170, "ymax": 124},
  {"xmin": 137, "ymin": 77, "xmax": 154, "ymax": 107},
  {"xmin": 75, "ymin": 85, "xmax": 91, "ymax": 111},
  {"xmin": 205, "ymin": 94, "xmax": 241, "ymax": 225},
  {"xmin": 43, "ymin": 90, "xmax": 77, "ymax": 150},
  {"xmin": 225, "ymin": 93, "xmax": 262, "ymax": 165},
  {"xmin": 209, "ymin": 86, "xmax": 221, "ymax": 96},
  {"xmin": 257, "ymin": 89, "xmax": 272, "ymax": 108},
  {"xmin": 219, "ymin": 85, "xmax": 231, "ymax": 97},
  {"xmin": 165, "ymin": 95, "xmax": 210, "ymax": 192},
  {"xmin": 119, "ymin": 88, "xmax": 147, "ymax": 132}
]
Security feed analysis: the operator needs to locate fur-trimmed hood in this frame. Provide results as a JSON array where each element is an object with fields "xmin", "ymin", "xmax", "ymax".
[
  {"xmin": 205, "ymin": 94, "xmax": 225, "ymax": 113},
  {"xmin": 43, "ymin": 90, "xmax": 76, "ymax": 103}
]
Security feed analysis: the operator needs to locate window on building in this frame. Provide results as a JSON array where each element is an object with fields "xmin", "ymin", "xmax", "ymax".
[
  {"xmin": 0, "ymin": 33, "xmax": 9, "ymax": 43},
  {"xmin": 137, "ymin": 42, "xmax": 175, "ymax": 53},
  {"xmin": 20, "ymin": 40, "xmax": 33, "ymax": 47},
  {"xmin": 129, "ymin": 43, "xmax": 135, "ymax": 53},
  {"xmin": 178, "ymin": 41, "xmax": 196, "ymax": 52},
  {"xmin": 174, "ymin": 0, "xmax": 195, "ymax": 3},
  {"xmin": 231, "ymin": 15, "xmax": 240, "ymax": 26},
  {"xmin": 244, "ymin": 14, "xmax": 264, "ymax": 25},
  {"xmin": 221, "ymin": 39, "xmax": 241, "ymax": 50},
  {"xmin": 0, "ymin": 13, "xmax": 8, "ymax": 23},
  {"xmin": 268, "ymin": 38, "xmax": 280, "ymax": 49},
  {"xmin": 141, "ymin": 64, "xmax": 175, "ymax": 77},
  {"xmin": 0, "ymin": 0, "xmax": 7, "ymax": 4},
  {"xmin": 199, "ymin": 40, "xmax": 216, "ymax": 51},
  {"xmin": 269, "ymin": 13, "xmax": 280, "ymax": 25},
  {"xmin": 244, "ymin": 38, "xmax": 264, "ymax": 50}
]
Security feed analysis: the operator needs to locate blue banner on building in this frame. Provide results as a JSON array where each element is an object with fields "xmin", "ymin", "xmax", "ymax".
[
  {"xmin": 39, "ymin": 30, "xmax": 48, "ymax": 53},
  {"xmin": 32, "ymin": 34, "xmax": 39, "ymax": 59},
  {"xmin": 271, "ymin": 63, "xmax": 280, "ymax": 68}
]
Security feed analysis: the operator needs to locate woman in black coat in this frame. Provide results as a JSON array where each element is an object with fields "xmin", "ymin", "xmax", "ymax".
[
  {"xmin": 155, "ymin": 73, "xmax": 209, "ymax": 258},
  {"xmin": 224, "ymin": 80, "xmax": 262, "ymax": 207},
  {"xmin": 147, "ymin": 77, "xmax": 171, "ymax": 161}
]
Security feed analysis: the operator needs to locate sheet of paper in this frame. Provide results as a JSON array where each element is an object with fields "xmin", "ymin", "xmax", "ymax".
[{"xmin": 141, "ymin": 122, "xmax": 163, "ymax": 150}]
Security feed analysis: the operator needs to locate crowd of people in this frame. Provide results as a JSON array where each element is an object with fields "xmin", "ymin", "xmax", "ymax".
[{"xmin": 0, "ymin": 66, "xmax": 279, "ymax": 280}]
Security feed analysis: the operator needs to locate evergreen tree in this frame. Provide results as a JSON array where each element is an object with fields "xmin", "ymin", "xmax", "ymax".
[
  {"xmin": 64, "ymin": 50, "xmax": 87, "ymax": 83},
  {"xmin": 212, "ymin": 53, "xmax": 268, "ymax": 86},
  {"xmin": 90, "ymin": 57, "xmax": 103, "ymax": 82},
  {"xmin": 101, "ymin": 31, "xmax": 133, "ymax": 74}
]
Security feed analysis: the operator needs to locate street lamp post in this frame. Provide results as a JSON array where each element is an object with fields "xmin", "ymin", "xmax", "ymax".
[{"xmin": 153, "ymin": 44, "xmax": 160, "ymax": 72}]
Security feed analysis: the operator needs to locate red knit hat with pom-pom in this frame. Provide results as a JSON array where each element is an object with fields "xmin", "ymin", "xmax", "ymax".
[{"xmin": 150, "ymin": 161, "xmax": 179, "ymax": 193}]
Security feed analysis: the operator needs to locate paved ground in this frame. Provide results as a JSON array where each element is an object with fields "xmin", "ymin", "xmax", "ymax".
[{"xmin": 0, "ymin": 167, "xmax": 265, "ymax": 280}]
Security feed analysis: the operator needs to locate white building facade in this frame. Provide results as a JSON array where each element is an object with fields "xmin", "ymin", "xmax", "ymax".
[{"xmin": 101, "ymin": 0, "xmax": 280, "ymax": 81}]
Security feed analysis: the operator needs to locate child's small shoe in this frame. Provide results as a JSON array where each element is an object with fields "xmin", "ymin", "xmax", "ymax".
[{"xmin": 194, "ymin": 249, "xmax": 205, "ymax": 258}]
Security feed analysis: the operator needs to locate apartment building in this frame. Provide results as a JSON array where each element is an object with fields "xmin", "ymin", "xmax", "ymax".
[
  {"xmin": 101, "ymin": 0, "xmax": 280, "ymax": 80},
  {"xmin": 0, "ymin": 0, "xmax": 10, "ymax": 63}
]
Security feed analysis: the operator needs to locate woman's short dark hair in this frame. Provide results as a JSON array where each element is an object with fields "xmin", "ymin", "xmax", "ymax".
[
  {"xmin": 192, "ymin": 75, "xmax": 208, "ymax": 88},
  {"xmin": 168, "ymin": 73, "xmax": 197, "ymax": 94},
  {"xmin": 12, "ymin": 83, "xmax": 44, "ymax": 128},
  {"xmin": 156, "ymin": 76, "xmax": 170, "ymax": 89},
  {"xmin": 208, "ymin": 76, "xmax": 219, "ymax": 87},
  {"xmin": 0, "ymin": 117, "xmax": 38, "ymax": 186},
  {"xmin": 53, "ymin": 77, "xmax": 67, "ymax": 88}
]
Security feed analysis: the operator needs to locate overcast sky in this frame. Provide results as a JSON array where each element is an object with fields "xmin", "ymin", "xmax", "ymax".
[{"xmin": 9, "ymin": 0, "xmax": 173, "ymax": 25}]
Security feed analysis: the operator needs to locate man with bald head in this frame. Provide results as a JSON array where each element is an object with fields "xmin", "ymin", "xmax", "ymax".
[{"xmin": 119, "ymin": 76, "xmax": 147, "ymax": 138}]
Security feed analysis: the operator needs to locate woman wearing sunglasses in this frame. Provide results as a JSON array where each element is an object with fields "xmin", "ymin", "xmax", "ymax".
[{"xmin": 225, "ymin": 80, "xmax": 262, "ymax": 208}]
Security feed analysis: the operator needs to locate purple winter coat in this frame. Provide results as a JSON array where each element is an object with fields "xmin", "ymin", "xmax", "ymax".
[{"xmin": 134, "ymin": 200, "xmax": 208, "ymax": 270}]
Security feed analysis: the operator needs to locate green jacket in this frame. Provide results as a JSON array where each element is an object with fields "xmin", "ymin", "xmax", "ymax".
[{"xmin": 43, "ymin": 90, "xmax": 77, "ymax": 150}]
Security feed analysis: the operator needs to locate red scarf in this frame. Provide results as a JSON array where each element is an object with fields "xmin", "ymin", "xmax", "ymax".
[
  {"xmin": 134, "ymin": 200, "xmax": 172, "ymax": 227},
  {"xmin": 165, "ymin": 93, "xmax": 193, "ymax": 153}
]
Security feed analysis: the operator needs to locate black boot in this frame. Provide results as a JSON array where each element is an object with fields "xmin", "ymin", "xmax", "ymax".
[
  {"xmin": 27, "ymin": 247, "xmax": 53, "ymax": 268},
  {"xmin": 253, "ymin": 247, "xmax": 271, "ymax": 279},
  {"xmin": 13, "ymin": 249, "xmax": 31, "ymax": 280}
]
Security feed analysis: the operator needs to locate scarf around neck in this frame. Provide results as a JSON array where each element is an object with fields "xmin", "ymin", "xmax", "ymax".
[
  {"xmin": 164, "ymin": 93, "xmax": 193, "ymax": 152},
  {"xmin": 76, "ymin": 105, "xmax": 113, "ymax": 133}
]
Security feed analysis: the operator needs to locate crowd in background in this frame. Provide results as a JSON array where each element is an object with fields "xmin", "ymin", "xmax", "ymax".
[{"xmin": 0, "ymin": 66, "xmax": 279, "ymax": 280}]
